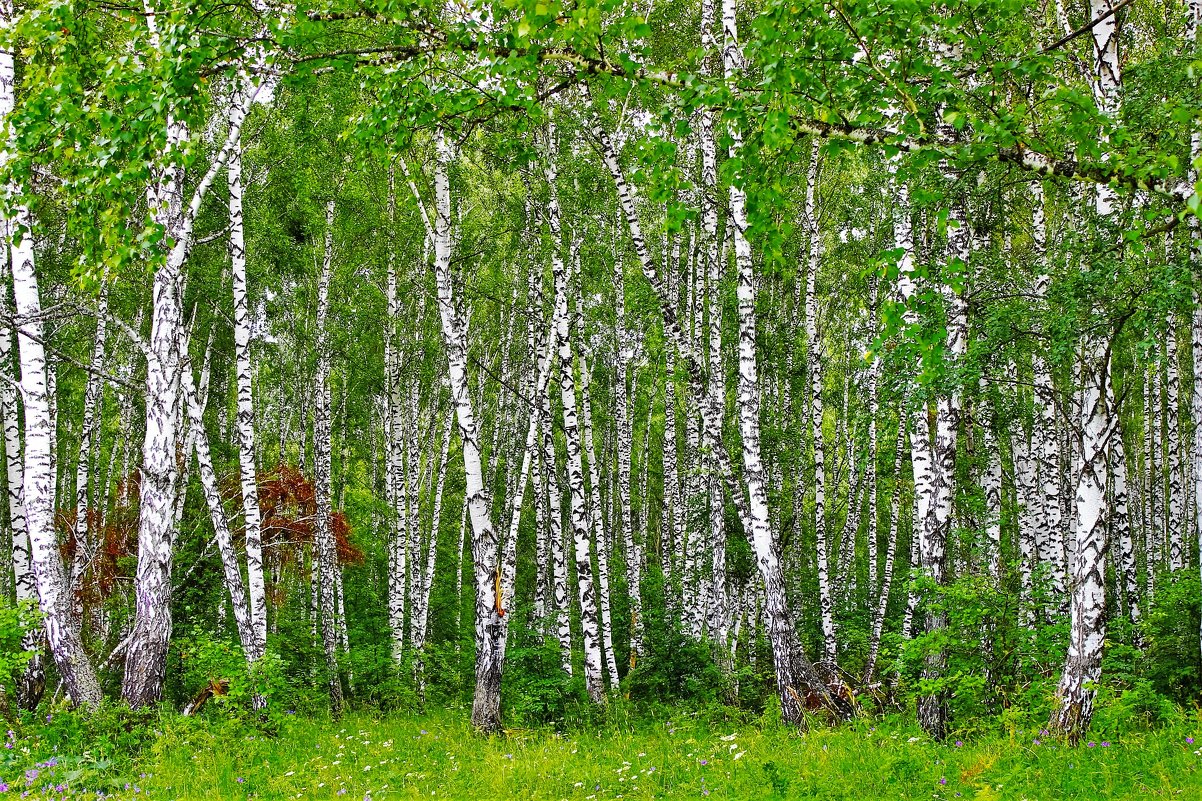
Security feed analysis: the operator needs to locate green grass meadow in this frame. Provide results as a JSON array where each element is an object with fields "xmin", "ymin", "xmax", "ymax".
[{"xmin": 3, "ymin": 709, "xmax": 1201, "ymax": 800}]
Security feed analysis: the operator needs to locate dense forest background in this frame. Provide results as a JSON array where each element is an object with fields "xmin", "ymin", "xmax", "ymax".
[{"xmin": 0, "ymin": 0, "xmax": 1200, "ymax": 749}]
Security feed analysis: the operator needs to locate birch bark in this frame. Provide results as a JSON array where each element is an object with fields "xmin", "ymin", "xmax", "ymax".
[{"xmin": 313, "ymin": 199, "xmax": 344, "ymax": 715}]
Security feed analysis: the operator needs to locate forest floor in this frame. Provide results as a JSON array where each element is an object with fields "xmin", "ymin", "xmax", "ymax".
[{"xmin": 2, "ymin": 709, "xmax": 1200, "ymax": 800}]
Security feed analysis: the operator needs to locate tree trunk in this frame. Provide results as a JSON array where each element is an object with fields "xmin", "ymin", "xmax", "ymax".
[
  {"xmin": 229, "ymin": 84, "xmax": 268, "ymax": 665},
  {"xmin": 591, "ymin": 109, "xmax": 844, "ymax": 725},
  {"xmin": 71, "ymin": 285, "xmax": 108, "ymax": 619},
  {"xmin": 548, "ymin": 126, "xmax": 606, "ymax": 702},
  {"xmin": 5, "ymin": 182, "xmax": 102, "ymax": 708},
  {"xmin": 314, "ymin": 199, "xmax": 344, "ymax": 715}
]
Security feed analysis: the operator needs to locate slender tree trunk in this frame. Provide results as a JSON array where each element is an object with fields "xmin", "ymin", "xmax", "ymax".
[
  {"xmin": 0, "ymin": 244, "xmax": 42, "ymax": 707},
  {"xmin": 4, "ymin": 175, "xmax": 102, "ymax": 709},
  {"xmin": 548, "ymin": 128, "xmax": 606, "ymax": 702},
  {"xmin": 181, "ymin": 359, "xmax": 256, "ymax": 657},
  {"xmin": 1050, "ymin": 0, "xmax": 1122, "ymax": 741},
  {"xmin": 1167, "ymin": 324, "xmax": 1185, "ymax": 571},
  {"xmin": 804, "ymin": 142, "xmax": 836, "ymax": 663},
  {"xmin": 581, "ymin": 348, "xmax": 620, "ymax": 686},
  {"xmin": 314, "ymin": 199, "xmax": 344, "ymax": 715},
  {"xmin": 865, "ymin": 410, "xmax": 908, "ymax": 684},
  {"xmin": 419, "ymin": 134, "xmax": 508, "ymax": 732},
  {"xmin": 591, "ymin": 109, "xmax": 844, "ymax": 725},
  {"xmin": 613, "ymin": 257, "xmax": 642, "ymax": 663},
  {"xmin": 1189, "ymin": 0, "xmax": 1202, "ymax": 668},
  {"xmin": 229, "ymin": 86, "xmax": 268, "ymax": 665},
  {"xmin": 71, "ymin": 285, "xmax": 108, "ymax": 619}
]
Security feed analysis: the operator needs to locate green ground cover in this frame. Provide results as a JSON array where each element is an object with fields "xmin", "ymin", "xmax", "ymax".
[{"xmin": 1, "ymin": 708, "xmax": 1199, "ymax": 800}]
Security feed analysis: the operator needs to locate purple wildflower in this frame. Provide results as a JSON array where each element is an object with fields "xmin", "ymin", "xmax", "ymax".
[
  {"xmin": 1032, "ymin": 739, "xmax": 1041, "ymax": 746},
  {"xmin": 23, "ymin": 771, "xmax": 36, "ymax": 782},
  {"xmin": 1101, "ymin": 742, "xmax": 1110, "ymax": 748},
  {"xmin": 939, "ymin": 778, "xmax": 947, "ymax": 786},
  {"xmin": 0, "ymin": 782, "xmax": 8, "ymax": 792},
  {"xmin": 1087, "ymin": 742, "xmax": 1096, "ymax": 748},
  {"xmin": 420, "ymin": 730, "xmax": 428, "ymax": 736},
  {"xmin": 954, "ymin": 741, "xmax": 963, "ymax": 747},
  {"xmin": 1188, "ymin": 738, "xmax": 1195, "ymax": 745},
  {"xmin": 236, "ymin": 778, "xmax": 245, "ymax": 784},
  {"xmin": 699, "ymin": 760, "xmax": 708, "ymax": 766}
]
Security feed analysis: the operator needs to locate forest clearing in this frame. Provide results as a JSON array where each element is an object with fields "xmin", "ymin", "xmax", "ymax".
[{"xmin": 1, "ymin": 0, "xmax": 1202, "ymax": 796}]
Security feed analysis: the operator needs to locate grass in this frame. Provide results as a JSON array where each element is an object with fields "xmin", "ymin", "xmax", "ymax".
[{"xmin": 2, "ymin": 708, "xmax": 1201, "ymax": 799}]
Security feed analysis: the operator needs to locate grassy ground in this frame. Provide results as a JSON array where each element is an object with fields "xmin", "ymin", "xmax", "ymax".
[{"xmin": 2, "ymin": 709, "xmax": 1200, "ymax": 799}]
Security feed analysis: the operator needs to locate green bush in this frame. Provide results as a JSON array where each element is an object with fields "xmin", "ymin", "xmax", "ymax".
[{"xmin": 1141, "ymin": 571, "xmax": 1202, "ymax": 703}]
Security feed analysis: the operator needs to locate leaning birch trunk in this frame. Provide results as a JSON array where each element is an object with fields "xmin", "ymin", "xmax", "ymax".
[
  {"xmin": 724, "ymin": 0, "xmax": 844, "ymax": 724},
  {"xmin": 591, "ymin": 108, "xmax": 848, "ymax": 726},
  {"xmin": 548, "ymin": 127, "xmax": 605, "ymax": 701},
  {"xmin": 181, "ymin": 361, "xmax": 256, "ymax": 657},
  {"xmin": 314, "ymin": 199, "xmax": 344, "ymax": 715},
  {"xmin": 414, "ymin": 407, "xmax": 453, "ymax": 666},
  {"xmin": 229, "ymin": 83, "xmax": 268, "ymax": 665},
  {"xmin": 490, "ymin": 296, "xmax": 557, "ymax": 691},
  {"xmin": 1, "ymin": 3, "xmax": 99, "ymax": 707},
  {"xmin": 5, "ymin": 177, "xmax": 102, "ymax": 710}
]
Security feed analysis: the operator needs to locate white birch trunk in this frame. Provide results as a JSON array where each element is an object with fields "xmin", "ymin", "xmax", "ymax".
[
  {"xmin": 804, "ymin": 142, "xmax": 836, "ymax": 662},
  {"xmin": 314, "ymin": 199, "xmax": 344, "ymax": 714},
  {"xmin": 591, "ymin": 107, "xmax": 844, "ymax": 725},
  {"xmin": 548, "ymin": 127, "xmax": 605, "ymax": 701},
  {"xmin": 581, "ymin": 348, "xmax": 620, "ymax": 686},
  {"xmin": 0, "ymin": 246, "xmax": 40, "ymax": 706},
  {"xmin": 864, "ymin": 411, "xmax": 908, "ymax": 684},
  {"xmin": 6, "ymin": 183, "xmax": 102, "ymax": 708},
  {"xmin": 613, "ymin": 256, "xmax": 643, "ymax": 662},
  {"xmin": 123, "ymin": 9, "xmax": 260, "ymax": 703},
  {"xmin": 229, "ymin": 87, "xmax": 268, "ymax": 664},
  {"xmin": 1167, "ymin": 325, "xmax": 1185, "ymax": 571},
  {"xmin": 1051, "ymin": 0, "xmax": 1120, "ymax": 739},
  {"xmin": 1, "ymin": 6, "xmax": 100, "ymax": 706},
  {"xmin": 71, "ymin": 285, "xmax": 108, "ymax": 617},
  {"xmin": 181, "ymin": 359, "xmax": 256, "ymax": 657}
]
